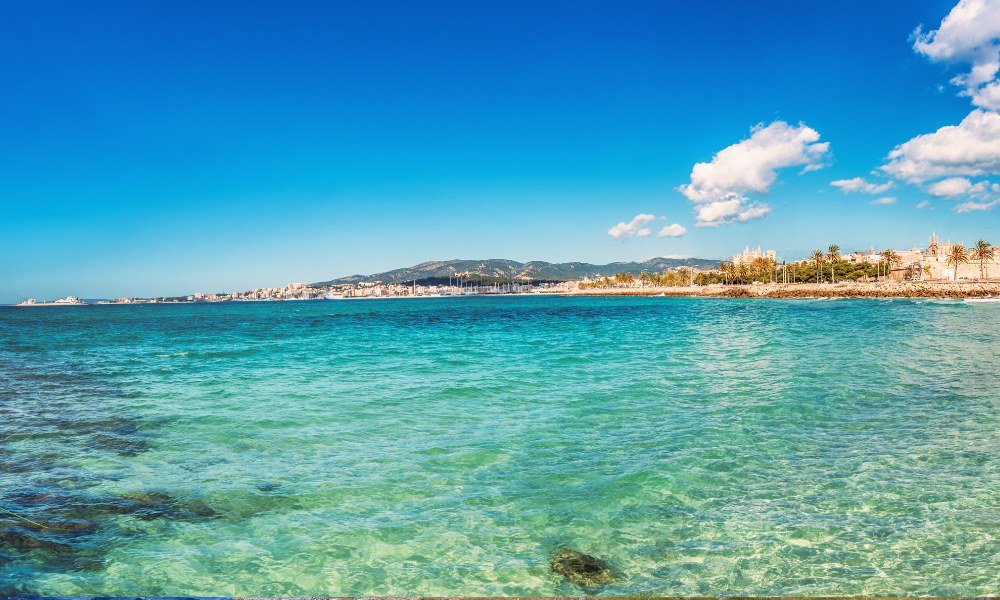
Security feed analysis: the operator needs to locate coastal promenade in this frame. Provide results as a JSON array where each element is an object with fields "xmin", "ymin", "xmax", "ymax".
[{"xmin": 570, "ymin": 280, "xmax": 1000, "ymax": 299}]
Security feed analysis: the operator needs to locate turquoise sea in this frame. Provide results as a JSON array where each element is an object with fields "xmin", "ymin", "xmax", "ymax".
[{"xmin": 1, "ymin": 296, "xmax": 997, "ymax": 596}]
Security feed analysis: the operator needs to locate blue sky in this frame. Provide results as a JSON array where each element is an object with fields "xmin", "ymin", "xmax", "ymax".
[{"xmin": 1, "ymin": 0, "xmax": 998, "ymax": 301}]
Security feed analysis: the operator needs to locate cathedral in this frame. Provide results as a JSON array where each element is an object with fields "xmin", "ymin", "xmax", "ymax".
[
  {"xmin": 919, "ymin": 233, "xmax": 997, "ymax": 281},
  {"xmin": 730, "ymin": 245, "xmax": 777, "ymax": 265}
]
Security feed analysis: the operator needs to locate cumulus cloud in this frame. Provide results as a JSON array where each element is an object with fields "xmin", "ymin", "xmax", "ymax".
[
  {"xmin": 913, "ymin": 0, "xmax": 1000, "ymax": 108},
  {"xmin": 874, "ymin": 111, "xmax": 999, "ymax": 212},
  {"xmin": 956, "ymin": 198, "xmax": 1000, "ymax": 211},
  {"xmin": 881, "ymin": 109, "xmax": 1000, "ymax": 182},
  {"xmin": 830, "ymin": 177, "xmax": 894, "ymax": 194},
  {"xmin": 692, "ymin": 194, "xmax": 772, "ymax": 227},
  {"xmin": 926, "ymin": 177, "xmax": 1000, "ymax": 211},
  {"xmin": 844, "ymin": 3, "xmax": 1000, "ymax": 214},
  {"xmin": 926, "ymin": 176, "xmax": 989, "ymax": 196},
  {"xmin": 678, "ymin": 120, "xmax": 829, "ymax": 226},
  {"xmin": 607, "ymin": 213, "xmax": 657, "ymax": 239},
  {"xmin": 656, "ymin": 223, "xmax": 687, "ymax": 238},
  {"xmin": 973, "ymin": 80, "xmax": 1000, "ymax": 108},
  {"xmin": 871, "ymin": 196, "xmax": 898, "ymax": 205}
]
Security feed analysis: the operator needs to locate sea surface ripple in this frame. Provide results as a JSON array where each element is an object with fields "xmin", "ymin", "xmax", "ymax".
[{"xmin": 0, "ymin": 297, "xmax": 997, "ymax": 596}]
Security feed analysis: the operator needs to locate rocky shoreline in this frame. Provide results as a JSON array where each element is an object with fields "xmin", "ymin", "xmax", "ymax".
[{"xmin": 568, "ymin": 281, "xmax": 1000, "ymax": 299}]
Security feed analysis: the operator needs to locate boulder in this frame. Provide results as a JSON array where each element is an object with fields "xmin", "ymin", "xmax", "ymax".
[{"xmin": 549, "ymin": 549, "xmax": 616, "ymax": 586}]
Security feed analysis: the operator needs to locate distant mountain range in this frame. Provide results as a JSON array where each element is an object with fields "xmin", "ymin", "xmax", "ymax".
[{"xmin": 313, "ymin": 257, "xmax": 722, "ymax": 286}]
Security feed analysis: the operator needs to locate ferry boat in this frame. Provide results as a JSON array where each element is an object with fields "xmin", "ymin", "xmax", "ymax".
[{"xmin": 16, "ymin": 296, "xmax": 86, "ymax": 307}]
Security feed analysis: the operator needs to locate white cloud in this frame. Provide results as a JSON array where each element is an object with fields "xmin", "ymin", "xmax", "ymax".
[
  {"xmin": 926, "ymin": 176, "xmax": 989, "ymax": 196},
  {"xmin": 830, "ymin": 177, "xmax": 894, "ymax": 194},
  {"xmin": 871, "ymin": 196, "xmax": 898, "ymax": 205},
  {"xmin": 916, "ymin": 199, "xmax": 932, "ymax": 209},
  {"xmin": 693, "ymin": 194, "xmax": 772, "ymax": 227},
  {"xmin": 680, "ymin": 121, "xmax": 830, "ymax": 202},
  {"xmin": 656, "ymin": 223, "xmax": 687, "ymax": 238},
  {"xmin": 607, "ymin": 213, "xmax": 658, "ymax": 239},
  {"xmin": 678, "ymin": 120, "xmax": 829, "ymax": 226},
  {"xmin": 938, "ymin": 178, "xmax": 1000, "ymax": 211},
  {"xmin": 881, "ymin": 109, "xmax": 1000, "ymax": 182},
  {"xmin": 913, "ymin": 0, "xmax": 1000, "ymax": 108},
  {"xmin": 956, "ymin": 198, "xmax": 1000, "ymax": 211},
  {"xmin": 972, "ymin": 79, "xmax": 1000, "ymax": 108},
  {"xmin": 694, "ymin": 196, "xmax": 742, "ymax": 224},
  {"xmin": 925, "ymin": 177, "xmax": 1000, "ymax": 211}
]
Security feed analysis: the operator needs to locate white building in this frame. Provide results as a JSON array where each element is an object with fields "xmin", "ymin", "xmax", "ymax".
[{"xmin": 730, "ymin": 246, "xmax": 776, "ymax": 265}]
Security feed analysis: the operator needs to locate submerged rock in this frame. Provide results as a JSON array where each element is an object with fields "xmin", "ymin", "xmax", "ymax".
[
  {"xmin": 46, "ymin": 519, "xmax": 99, "ymax": 535},
  {"xmin": 549, "ymin": 549, "xmax": 616, "ymax": 586},
  {"xmin": 180, "ymin": 499, "xmax": 217, "ymax": 519},
  {"xmin": 113, "ymin": 490, "xmax": 218, "ymax": 521},
  {"xmin": 90, "ymin": 431, "xmax": 152, "ymax": 456},
  {"xmin": 96, "ymin": 491, "xmax": 171, "ymax": 520},
  {"xmin": 0, "ymin": 526, "xmax": 74, "ymax": 555}
]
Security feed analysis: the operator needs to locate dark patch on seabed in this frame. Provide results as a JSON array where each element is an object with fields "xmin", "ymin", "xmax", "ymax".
[
  {"xmin": 1, "ymin": 472, "xmax": 222, "ymax": 591},
  {"xmin": 0, "ymin": 354, "xmax": 218, "ymax": 594},
  {"xmin": 549, "ymin": 548, "xmax": 618, "ymax": 587}
]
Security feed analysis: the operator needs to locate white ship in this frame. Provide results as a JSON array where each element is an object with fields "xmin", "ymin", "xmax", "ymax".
[{"xmin": 16, "ymin": 296, "xmax": 86, "ymax": 307}]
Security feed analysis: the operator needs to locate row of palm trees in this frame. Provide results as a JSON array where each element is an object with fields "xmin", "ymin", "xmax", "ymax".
[
  {"xmin": 721, "ymin": 239, "xmax": 996, "ymax": 284},
  {"xmin": 805, "ymin": 245, "xmax": 900, "ymax": 284},
  {"xmin": 580, "ymin": 240, "xmax": 995, "ymax": 288},
  {"xmin": 806, "ymin": 241, "xmax": 996, "ymax": 282},
  {"xmin": 945, "ymin": 240, "xmax": 995, "ymax": 280},
  {"xmin": 580, "ymin": 269, "xmax": 698, "ymax": 289},
  {"xmin": 717, "ymin": 251, "xmax": 888, "ymax": 285},
  {"xmin": 717, "ymin": 257, "xmax": 781, "ymax": 285}
]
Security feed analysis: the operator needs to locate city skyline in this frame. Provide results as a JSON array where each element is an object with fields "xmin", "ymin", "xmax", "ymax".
[
  {"xmin": 13, "ymin": 230, "xmax": 998, "ymax": 303},
  {"xmin": 2, "ymin": 0, "xmax": 999, "ymax": 303}
]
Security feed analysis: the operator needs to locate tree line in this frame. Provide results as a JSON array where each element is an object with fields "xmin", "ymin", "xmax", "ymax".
[{"xmin": 580, "ymin": 240, "xmax": 995, "ymax": 287}]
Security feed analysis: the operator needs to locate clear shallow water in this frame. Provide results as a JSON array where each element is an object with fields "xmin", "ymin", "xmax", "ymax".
[{"xmin": 0, "ymin": 296, "xmax": 997, "ymax": 596}]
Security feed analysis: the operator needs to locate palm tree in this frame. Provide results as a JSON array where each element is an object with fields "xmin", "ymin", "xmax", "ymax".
[
  {"xmin": 748, "ymin": 257, "xmax": 770, "ymax": 283},
  {"xmin": 736, "ymin": 263, "xmax": 750, "ymax": 284},
  {"xmin": 971, "ymin": 240, "xmax": 994, "ymax": 280},
  {"xmin": 879, "ymin": 250, "xmax": 900, "ymax": 281},
  {"xmin": 677, "ymin": 268, "xmax": 692, "ymax": 286},
  {"xmin": 947, "ymin": 243, "xmax": 970, "ymax": 281},
  {"xmin": 826, "ymin": 244, "xmax": 841, "ymax": 283},
  {"xmin": 812, "ymin": 250, "xmax": 824, "ymax": 283}
]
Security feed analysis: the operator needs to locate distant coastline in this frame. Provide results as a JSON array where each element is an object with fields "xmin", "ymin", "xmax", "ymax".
[
  {"xmin": 12, "ymin": 234, "xmax": 1000, "ymax": 305},
  {"xmin": 10, "ymin": 280, "xmax": 1000, "ymax": 306}
]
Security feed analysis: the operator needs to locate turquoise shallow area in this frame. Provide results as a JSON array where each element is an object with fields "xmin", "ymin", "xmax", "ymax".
[{"xmin": 1, "ymin": 296, "xmax": 997, "ymax": 596}]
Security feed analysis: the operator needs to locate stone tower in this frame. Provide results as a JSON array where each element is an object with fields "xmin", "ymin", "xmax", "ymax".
[{"xmin": 928, "ymin": 232, "xmax": 940, "ymax": 257}]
